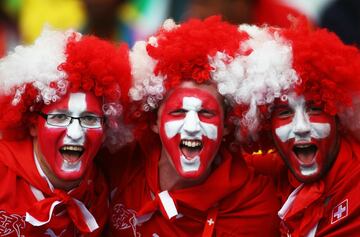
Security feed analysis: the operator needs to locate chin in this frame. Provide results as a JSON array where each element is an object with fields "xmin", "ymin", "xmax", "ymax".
[
  {"xmin": 294, "ymin": 170, "xmax": 322, "ymax": 183},
  {"xmin": 177, "ymin": 168, "xmax": 205, "ymax": 180},
  {"xmin": 55, "ymin": 167, "xmax": 86, "ymax": 181}
]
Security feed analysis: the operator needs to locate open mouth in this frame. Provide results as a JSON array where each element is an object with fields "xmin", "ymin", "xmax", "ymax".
[
  {"xmin": 293, "ymin": 143, "xmax": 317, "ymax": 166},
  {"xmin": 59, "ymin": 145, "xmax": 84, "ymax": 165},
  {"xmin": 180, "ymin": 139, "xmax": 203, "ymax": 160}
]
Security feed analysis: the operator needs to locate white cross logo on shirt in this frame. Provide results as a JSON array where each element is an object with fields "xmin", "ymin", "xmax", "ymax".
[
  {"xmin": 207, "ymin": 218, "xmax": 214, "ymax": 226},
  {"xmin": 334, "ymin": 205, "xmax": 346, "ymax": 219},
  {"xmin": 331, "ymin": 199, "xmax": 348, "ymax": 224}
]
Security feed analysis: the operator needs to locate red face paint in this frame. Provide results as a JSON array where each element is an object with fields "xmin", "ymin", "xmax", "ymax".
[
  {"xmin": 158, "ymin": 87, "xmax": 224, "ymax": 179},
  {"xmin": 271, "ymin": 94, "xmax": 339, "ymax": 182},
  {"xmin": 35, "ymin": 92, "xmax": 104, "ymax": 181}
]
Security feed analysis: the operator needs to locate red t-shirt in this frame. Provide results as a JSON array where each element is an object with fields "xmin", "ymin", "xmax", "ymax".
[
  {"xmin": 105, "ymin": 134, "xmax": 281, "ymax": 236},
  {"xmin": 245, "ymin": 136, "xmax": 360, "ymax": 236},
  {"xmin": 0, "ymin": 139, "xmax": 108, "ymax": 237}
]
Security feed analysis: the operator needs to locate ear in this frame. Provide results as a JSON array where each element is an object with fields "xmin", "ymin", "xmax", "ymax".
[
  {"xmin": 223, "ymin": 125, "xmax": 230, "ymax": 137},
  {"xmin": 29, "ymin": 124, "xmax": 38, "ymax": 137},
  {"xmin": 151, "ymin": 122, "xmax": 159, "ymax": 134}
]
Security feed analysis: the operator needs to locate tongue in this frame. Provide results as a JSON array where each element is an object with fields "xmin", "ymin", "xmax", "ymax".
[
  {"xmin": 181, "ymin": 147, "xmax": 200, "ymax": 160},
  {"xmin": 62, "ymin": 151, "xmax": 81, "ymax": 163},
  {"xmin": 297, "ymin": 149, "xmax": 316, "ymax": 165}
]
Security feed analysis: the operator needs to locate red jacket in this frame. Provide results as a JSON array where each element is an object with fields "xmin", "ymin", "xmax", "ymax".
[
  {"xmin": 0, "ymin": 138, "xmax": 108, "ymax": 237},
  {"xmin": 245, "ymin": 136, "xmax": 360, "ymax": 236},
  {"xmin": 106, "ymin": 134, "xmax": 280, "ymax": 236}
]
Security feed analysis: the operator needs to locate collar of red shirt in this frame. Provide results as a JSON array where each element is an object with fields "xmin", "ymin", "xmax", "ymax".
[{"xmin": 0, "ymin": 138, "xmax": 107, "ymax": 234}]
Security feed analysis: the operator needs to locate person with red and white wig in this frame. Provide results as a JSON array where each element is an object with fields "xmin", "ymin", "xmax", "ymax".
[
  {"xmin": 107, "ymin": 16, "xmax": 280, "ymax": 237},
  {"xmin": 231, "ymin": 20, "xmax": 360, "ymax": 236},
  {"xmin": 0, "ymin": 28, "xmax": 131, "ymax": 236}
]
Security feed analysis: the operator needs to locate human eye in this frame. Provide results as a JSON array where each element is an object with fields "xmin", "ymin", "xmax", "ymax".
[
  {"xmin": 48, "ymin": 114, "xmax": 68, "ymax": 122},
  {"xmin": 47, "ymin": 114, "xmax": 70, "ymax": 126},
  {"xmin": 169, "ymin": 109, "xmax": 187, "ymax": 116},
  {"xmin": 199, "ymin": 109, "xmax": 215, "ymax": 118},
  {"xmin": 274, "ymin": 107, "xmax": 293, "ymax": 118},
  {"xmin": 307, "ymin": 105, "xmax": 323, "ymax": 115},
  {"xmin": 81, "ymin": 115, "xmax": 101, "ymax": 127}
]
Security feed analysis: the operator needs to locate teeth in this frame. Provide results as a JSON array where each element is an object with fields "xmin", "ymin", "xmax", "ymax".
[
  {"xmin": 181, "ymin": 140, "xmax": 202, "ymax": 148},
  {"xmin": 296, "ymin": 144, "xmax": 311, "ymax": 148},
  {"xmin": 61, "ymin": 145, "xmax": 83, "ymax": 152}
]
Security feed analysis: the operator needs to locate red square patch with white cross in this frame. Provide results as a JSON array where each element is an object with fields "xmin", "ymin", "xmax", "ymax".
[{"xmin": 331, "ymin": 199, "xmax": 348, "ymax": 224}]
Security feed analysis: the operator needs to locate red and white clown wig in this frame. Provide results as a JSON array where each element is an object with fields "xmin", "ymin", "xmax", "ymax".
[
  {"xmin": 227, "ymin": 20, "xmax": 360, "ymax": 150},
  {"xmin": 127, "ymin": 16, "xmax": 250, "ymax": 143},
  {"xmin": 0, "ymin": 28, "xmax": 133, "ymax": 151}
]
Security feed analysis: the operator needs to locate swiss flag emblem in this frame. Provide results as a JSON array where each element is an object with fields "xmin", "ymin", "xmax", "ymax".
[{"xmin": 331, "ymin": 199, "xmax": 348, "ymax": 224}]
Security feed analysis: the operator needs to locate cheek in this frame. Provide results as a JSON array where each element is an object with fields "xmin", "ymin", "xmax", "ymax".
[
  {"xmin": 37, "ymin": 120, "xmax": 65, "ymax": 143},
  {"xmin": 309, "ymin": 115, "xmax": 336, "ymax": 139},
  {"xmin": 271, "ymin": 118, "xmax": 291, "ymax": 141},
  {"xmin": 271, "ymin": 115, "xmax": 292, "ymax": 129},
  {"xmin": 308, "ymin": 114, "xmax": 333, "ymax": 124},
  {"xmin": 207, "ymin": 118, "xmax": 222, "ymax": 141},
  {"xmin": 86, "ymin": 129, "xmax": 104, "ymax": 145}
]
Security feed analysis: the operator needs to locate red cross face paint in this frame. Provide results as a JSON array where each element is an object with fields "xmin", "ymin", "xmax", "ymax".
[
  {"xmin": 271, "ymin": 93, "xmax": 339, "ymax": 182},
  {"xmin": 157, "ymin": 85, "xmax": 224, "ymax": 179},
  {"xmin": 34, "ymin": 92, "xmax": 104, "ymax": 181}
]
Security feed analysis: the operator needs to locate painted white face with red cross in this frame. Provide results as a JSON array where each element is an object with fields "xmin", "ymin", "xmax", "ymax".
[
  {"xmin": 33, "ymin": 92, "xmax": 104, "ymax": 181},
  {"xmin": 157, "ymin": 82, "xmax": 224, "ymax": 179},
  {"xmin": 271, "ymin": 93, "xmax": 339, "ymax": 182}
]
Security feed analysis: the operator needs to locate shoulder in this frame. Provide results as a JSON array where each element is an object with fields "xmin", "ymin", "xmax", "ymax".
[
  {"xmin": 215, "ymin": 150, "xmax": 281, "ymax": 236},
  {"xmin": 217, "ymin": 170, "xmax": 281, "ymax": 236},
  {"xmin": 317, "ymin": 178, "xmax": 360, "ymax": 236},
  {"xmin": 0, "ymin": 138, "xmax": 33, "ymax": 155}
]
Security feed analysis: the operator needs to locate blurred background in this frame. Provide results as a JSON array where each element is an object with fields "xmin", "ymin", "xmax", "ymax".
[{"xmin": 0, "ymin": 0, "xmax": 359, "ymax": 57}]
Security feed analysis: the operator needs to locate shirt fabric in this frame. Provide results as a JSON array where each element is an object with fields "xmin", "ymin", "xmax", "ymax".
[
  {"xmin": 0, "ymin": 138, "xmax": 108, "ymax": 237},
  {"xmin": 278, "ymin": 136, "xmax": 360, "ymax": 237},
  {"xmin": 245, "ymin": 136, "xmax": 360, "ymax": 237},
  {"xmin": 106, "ymin": 133, "xmax": 281, "ymax": 237}
]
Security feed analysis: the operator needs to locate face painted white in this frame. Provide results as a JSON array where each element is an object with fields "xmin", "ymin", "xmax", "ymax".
[
  {"xmin": 62, "ymin": 93, "xmax": 87, "ymax": 172},
  {"xmin": 275, "ymin": 94, "xmax": 331, "ymax": 143},
  {"xmin": 180, "ymin": 155, "xmax": 200, "ymax": 172},
  {"xmin": 164, "ymin": 97, "xmax": 218, "ymax": 140},
  {"xmin": 300, "ymin": 163, "xmax": 318, "ymax": 176},
  {"xmin": 61, "ymin": 160, "xmax": 81, "ymax": 172},
  {"xmin": 63, "ymin": 93, "xmax": 86, "ymax": 145},
  {"xmin": 164, "ymin": 96, "xmax": 218, "ymax": 173}
]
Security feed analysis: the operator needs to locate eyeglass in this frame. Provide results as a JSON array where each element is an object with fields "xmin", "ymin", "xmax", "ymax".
[{"xmin": 38, "ymin": 112, "xmax": 104, "ymax": 128}]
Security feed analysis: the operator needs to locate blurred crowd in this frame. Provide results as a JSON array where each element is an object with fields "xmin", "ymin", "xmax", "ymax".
[{"xmin": 0, "ymin": 0, "xmax": 359, "ymax": 58}]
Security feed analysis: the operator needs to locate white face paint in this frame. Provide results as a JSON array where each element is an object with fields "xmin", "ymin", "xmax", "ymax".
[
  {"xmin": 275, "ymin": 95, "xmax": 331, "ymax": 143},
  {"xmin": 62, "ymin": 93, "xmax": 86, "ymax": 146},
  {"xmin": 164, "ymin": 97, "xmax": 218, "ymax": 172},
  {"xmin": 272, "ymin": 93, "xmax": 338, "ymax": 179},
  {"xmin": 180, "ymin": 155, "xmax": 200, "ymax": 172},
  {"xmin": 43, "ymin": 93, "xmax": 86, "ymax": 172},
  {"xmin": 165, "ymin": 97, "xmax": 218, "ymax": 140},
  {"xmin": 56, "ymin": 93, "xmax": 86, "ymax": 172},
  {"xmin": 37, "ymin": 91, "xmax": 104, "ymax": 182}
]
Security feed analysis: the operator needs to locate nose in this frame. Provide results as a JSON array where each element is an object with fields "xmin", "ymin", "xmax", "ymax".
[
  {"xmin": 66, "ymin": 119, "xmax": 85, "ymax": 141},
  {"xmin": 293, "ymin": 109, "xmax": 311, "ymax": 138},
  {"xmin": 182, "ymin": 111, "xmax": 201, "ymax": 135}
]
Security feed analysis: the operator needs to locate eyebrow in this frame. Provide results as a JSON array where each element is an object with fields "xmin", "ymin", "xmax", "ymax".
[
  {"xmin": 273, "ymin": 104, "xmax": 290, "ymax": 110},
  {"xmin": 46, "ymin": 109, "xmax": 69, "ymax": 114},
  {"xmin": 46, "ymin": 110, "xmax": 102, "ymax": 116},
  {"xmin": 80, "ymin": 111, "xmax": 102, "ymax": 116}
]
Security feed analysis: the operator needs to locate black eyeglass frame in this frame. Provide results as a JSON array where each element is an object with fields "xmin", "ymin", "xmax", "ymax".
[{"xmin": 38, "ymin": 111, "xmax": 105, "ymax": 128}]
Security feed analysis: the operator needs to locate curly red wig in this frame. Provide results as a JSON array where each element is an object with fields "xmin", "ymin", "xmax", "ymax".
[
  {"xmin": 147, "ymin": 16, "xmax": 247, "ymax": 89},
  {"xmin": 282, "ymin": 21, "xmax": 360, "ymax": 116},
  {"xmin": 0, "ymin": 31, "xmax": 132, "ymax": 146},
  {"xmin": 60, "ymin": 34, "xmax": 131, "ymax": 115},
  {"xmin": 128, "ymin": 16, "xmax": 248, "ymax": 141},
  {"xmin": 239, "ymin": 20, "xmax": 360, "ymax": 152}
]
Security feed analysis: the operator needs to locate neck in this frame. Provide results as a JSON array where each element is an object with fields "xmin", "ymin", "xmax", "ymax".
[{"xmin": 158, "ymin": 148, "xmax": 211, "ymax": 191}]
